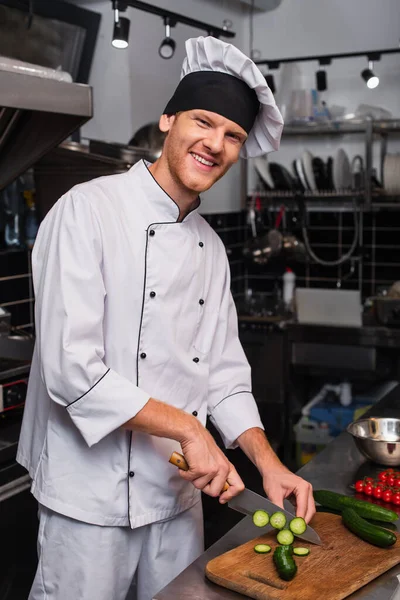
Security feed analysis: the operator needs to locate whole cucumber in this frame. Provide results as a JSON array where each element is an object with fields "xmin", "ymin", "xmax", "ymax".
[{"xmin": 314, "ymin": 490, "xmax": 398, "ymax": 522}]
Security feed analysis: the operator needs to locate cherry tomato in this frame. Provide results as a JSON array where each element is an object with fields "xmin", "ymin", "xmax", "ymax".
[
  {"xmin": 387, "ymin": 476, "xmax": 395, "ymax": 487},
  {"xmin": 378, "ymin": 471, "xmax": 388, "ymax": 482},
  {"xmin": 355, "ymin": 480, "xmax": 365, "ymax": 492},
  {"xmin": 392, "ymin": 493, "xmax": 400, "ymax": 506},
  {"xmin": 373, "ymin": 485, "xmax": 383, "ymax": 499},
  {"xmin": 364, "ymin": 477, "xmax": 374, "ymax": 483},
  {"xmin": 383, "ymin": 489, "xmax": 393, "ymax": 503},
  {"xmin": 364, "ymin": 483, "xmax": 373, "ymax": 495},
  {"xmin": 394, "ymin": 478, "xmax": 400, "ymax": 488}
]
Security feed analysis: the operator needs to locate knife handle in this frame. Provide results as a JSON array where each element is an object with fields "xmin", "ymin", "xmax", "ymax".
[{"xmin": 169, "ymin": 452, "xmax": 229, "ymax": 493}]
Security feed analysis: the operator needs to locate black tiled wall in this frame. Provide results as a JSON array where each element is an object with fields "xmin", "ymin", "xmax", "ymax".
[
  {"xmin": 204, "ymin": 207, "xmax": 400, "ymax": 303},
  {"xmin": 202, "ymin": 211, "xmax": 247, "ymax": 299}
]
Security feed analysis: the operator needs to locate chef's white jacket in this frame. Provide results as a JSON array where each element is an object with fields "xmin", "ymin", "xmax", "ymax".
[{"xmin": 17, "ymin": 160, "xmax": 264, "ymax": 528}]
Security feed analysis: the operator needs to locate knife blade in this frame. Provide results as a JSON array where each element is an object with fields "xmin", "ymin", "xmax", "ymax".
[{"xmin": 169, "ymin": 451, "xmax": 321, "ymax": 545}]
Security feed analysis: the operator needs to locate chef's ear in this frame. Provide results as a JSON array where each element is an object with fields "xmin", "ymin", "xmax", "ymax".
[{"xmin": 159, "ymin": 114, "xmax": 176, "ymax": 133}]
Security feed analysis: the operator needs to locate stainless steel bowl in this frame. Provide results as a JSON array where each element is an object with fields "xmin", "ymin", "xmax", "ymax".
[{"xmin": 347, "ymin": 418, "xmax": 400, "ymax": 466}]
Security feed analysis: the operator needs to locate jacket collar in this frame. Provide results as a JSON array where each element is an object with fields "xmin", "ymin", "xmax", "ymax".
[{"xmin": 131, "ymin": 160, "xmax": 201, "ymax": 223}]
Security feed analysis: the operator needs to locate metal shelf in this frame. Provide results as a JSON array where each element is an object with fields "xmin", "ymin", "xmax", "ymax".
[
  {"xmin": 247, "ymin": 191, "xmax": 400, "ymax": 212},
  {"xmin": 282, "ymin": 119, "xmax": 400, "ymax": 137}
]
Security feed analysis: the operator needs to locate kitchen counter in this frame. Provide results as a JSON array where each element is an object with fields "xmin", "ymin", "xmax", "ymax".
[
  {"xmin": 286, "ymin": 322, "xmax": 400, "ymax": 349},
  {"xmin": 155, "ymin": 383, "xmax": 400, "ymax": 600}
]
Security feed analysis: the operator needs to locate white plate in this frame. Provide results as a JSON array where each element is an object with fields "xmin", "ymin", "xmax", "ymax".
[
  {"xmin": 295, "ymin": 158, "xmax": 309, "ymax": 191},
  {"xmin": 254, "ymin": 156, "xmax": 275, "ymax": 189},
  {"xmin": 333, "ymin": 148, "xmax": 352, "ymax": 191},
  {"xmin": 301, "ymin": 150, "xmax": 317, "ymax": 192}
]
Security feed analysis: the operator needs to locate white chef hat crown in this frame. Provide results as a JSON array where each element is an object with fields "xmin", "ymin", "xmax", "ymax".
[{"xmin": 163, "ymin": 36, "xmax": 284, "ymax": 158}]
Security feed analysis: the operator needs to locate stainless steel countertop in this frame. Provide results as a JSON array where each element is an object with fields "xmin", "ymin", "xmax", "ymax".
[{"xmin": 155, "ymin": 384, "xmax": 400, "ymax": 600}]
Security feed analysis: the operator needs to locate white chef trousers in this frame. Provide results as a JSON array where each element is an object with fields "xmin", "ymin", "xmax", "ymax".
[{"xmin": 28, "ymin": 501, "xmax": 204, "ymax": 600}]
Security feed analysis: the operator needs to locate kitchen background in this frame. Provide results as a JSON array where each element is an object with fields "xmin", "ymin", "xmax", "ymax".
[{"xmin": 0, "ymin": 0, "xmax": 400, "ymax": 597}]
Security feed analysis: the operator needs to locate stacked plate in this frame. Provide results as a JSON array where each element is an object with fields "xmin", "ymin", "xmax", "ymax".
[
  {"xmin": 254, "ymin": 148, "xmax": 354, "ymax": 194},
  {"xmin": 383, "ymin": 154, "xmax": 400, "ymax": 195}
]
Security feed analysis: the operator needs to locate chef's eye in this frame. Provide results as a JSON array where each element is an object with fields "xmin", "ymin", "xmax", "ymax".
[
  {"xmin": 196, "ymin": 118, "xmax": 210, "ymax": 128},
  {"xmin": 227, "ymin": 133, "xmax": 241, "ymax": 142}
]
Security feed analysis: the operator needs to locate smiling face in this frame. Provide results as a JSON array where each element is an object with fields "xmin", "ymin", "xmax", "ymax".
[{"xmin": 158, "ymin": 109, "xmax": 247, "ymax": 195}]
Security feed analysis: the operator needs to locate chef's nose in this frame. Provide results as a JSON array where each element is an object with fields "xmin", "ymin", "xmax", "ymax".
[{"xmin": 203, "ymin": 129, "xmax": 224, "ymax": 154}]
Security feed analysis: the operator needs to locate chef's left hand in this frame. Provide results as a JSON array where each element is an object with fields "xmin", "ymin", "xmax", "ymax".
[{"xmin": 262, "ymin": 468, "xmax": 315, "ymax": 524}]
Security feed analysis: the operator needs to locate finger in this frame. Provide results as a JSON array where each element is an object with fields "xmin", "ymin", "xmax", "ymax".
[
  {"xmin": 203, "ymin": 472, "xmax": 229, "ymax": 498},
  {"xmin": 219, "ymin": 468, "xmax": 245, "ymax": 504},
  {"xmin": 178, "ymin": 469, "xmax": 214, "ymax": 490},
  {"xmin": 265, "ymin": 487, "xmax": 285, "ymax": 510},
  {"xmin": 304, "ymin": 487, "xmax": 316, "ymax": 524},
  {"xmin": 294, "ymin": 485, "xmax": 310, "ymax": 521}
]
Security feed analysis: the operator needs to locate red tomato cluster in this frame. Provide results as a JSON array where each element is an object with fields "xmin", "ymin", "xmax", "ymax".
[{"xmin": 354, "ymin": 468, "xmax": 400, "ymax": 505}]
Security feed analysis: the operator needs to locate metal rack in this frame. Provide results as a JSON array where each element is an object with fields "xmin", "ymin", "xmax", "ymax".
[{"xmin": 248, "ymin": 118, "xmax": 400, "ymax": 212}]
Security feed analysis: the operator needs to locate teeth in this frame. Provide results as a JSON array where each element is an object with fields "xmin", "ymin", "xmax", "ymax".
[{"xmin": 191, "ymin": 153, "xmax": 214, "ymax": 167}]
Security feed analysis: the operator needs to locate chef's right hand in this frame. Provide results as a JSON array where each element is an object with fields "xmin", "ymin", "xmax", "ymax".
[{"xmin": 179, "ymin": 425, "xmax": 244, "ymax": 504}]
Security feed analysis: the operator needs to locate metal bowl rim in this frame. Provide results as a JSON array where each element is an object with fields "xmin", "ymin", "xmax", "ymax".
[{"xmin": 346, "ymin": 417, "xmax": 400, "ymax": 442}]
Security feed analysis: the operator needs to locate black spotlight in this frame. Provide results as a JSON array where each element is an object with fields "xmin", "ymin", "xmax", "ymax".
[
  {"xmin": 316, "ymin": 69, "xmax": 327, "ymax": 91},
  {"xmin": 361, "ymin": 61, "xmax": 379, "ymax": 89},
  {"xmin": 265, "ymin": 74, "xmax": 276, "ymax": 94},
  {"xmin": 112, "ymin": 16, "xmax": 130, "ymax": 49},
  {"xmin": 159, "ymin": 18, "xmax": 176, "ymax": 59}
]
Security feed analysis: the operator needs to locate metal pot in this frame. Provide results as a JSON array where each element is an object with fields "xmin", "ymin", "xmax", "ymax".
[{"xmin": 242, "ymin": 204, "xmax": 282, "ymax": 265}]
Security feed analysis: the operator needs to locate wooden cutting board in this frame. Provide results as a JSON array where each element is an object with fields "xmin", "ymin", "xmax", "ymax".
[{"xmin": 205, "ymin": 512, "xmax": 400, "ymax": 600}]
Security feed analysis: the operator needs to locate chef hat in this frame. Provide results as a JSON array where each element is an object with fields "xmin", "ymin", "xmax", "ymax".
[{"xmin": 163, "ymin": 36, "xmax": 284, "ymax": 159}]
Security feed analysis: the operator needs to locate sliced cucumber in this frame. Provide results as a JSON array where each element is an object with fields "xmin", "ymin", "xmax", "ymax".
[
  {"xmin": 276, "ymin": 528, "xmax": 294, "ymax": 545},
  {"xmin": 289, "ymin": 517, "xmax": 307, "ymax": 536},
  {"xmin": 252, "ymin": 509, "xmax": 269, "ymax": 527},
  {"xmin": 254, "ymin": 544, "xmax": 272, "ymax": 554},
  {"xmin": 270, "ymin": 511, "xmax": 287, "ymax": 530},
  {"xmin": 293, "ymin": 547, "xmax": 310, "ymax": 557}
]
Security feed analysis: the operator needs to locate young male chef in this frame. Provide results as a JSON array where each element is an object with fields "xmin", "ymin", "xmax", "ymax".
[{"xmin": 17, "ymin": 36, "xmax": 315, "ymax": 600}]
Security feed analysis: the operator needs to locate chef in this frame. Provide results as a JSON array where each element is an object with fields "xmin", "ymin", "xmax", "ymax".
[{"xmin": 17, "ymin": 36, "xmax": 315, "ymax": 600}]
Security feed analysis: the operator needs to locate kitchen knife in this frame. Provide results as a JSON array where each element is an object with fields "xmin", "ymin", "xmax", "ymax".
[{"xmin": 169, "ymin": 451, "xmax": 321, "ymax": 545}]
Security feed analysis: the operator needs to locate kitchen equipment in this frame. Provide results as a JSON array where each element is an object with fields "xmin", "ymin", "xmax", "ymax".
[
  {"xmin": 243, "ymin": 203, "xmax": 282, "ymax": 266},
  {"xmin": 351, "ymin": 155, "xmax": 364, "ymax": 190},
  {"xmin": 0, "ymin": 63, "xmax": 92, "ymax": 192},
  {"xmin": 254, "ymin": 156, "xmax": 275, "ymax": 190},
  {"xmin": 333, "ymin": 148, "xmax": 352, "ymax": 191},
  {"xmin": 301, "ymin": 150, "xmax": 317, "ymax": 192},
  {"xmin": 205, "ymin": 512, "xmax": 400, "ymax": 600},
  {"xmin": 128, "ymin": 122, "xmax": 166, "ymax": 161},
  {"xmin": 296, "ymin": 288, "xmax": 363, "ymax": 327},
  {"xmin": 169, "ymin": 452, "xmax": 321, "ymax": 546},
  {"xmin": 375, "ymin": 297, "xmax": 400, "ymax": 327},
  {"xmin": 347, "ymin": 417, "xmax": 400, "ymax": 466}
]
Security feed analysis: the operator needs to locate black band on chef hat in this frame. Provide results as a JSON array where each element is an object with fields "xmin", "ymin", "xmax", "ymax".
[{"xmin": 163, "ymin": 71, "xmax": 260, "ymax": 134}]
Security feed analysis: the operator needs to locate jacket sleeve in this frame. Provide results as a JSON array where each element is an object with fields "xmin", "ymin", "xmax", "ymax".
[
  {"xmin": 206, "ymin": 257, "xmax": 264, "ymax": 449},
  {"xmin": 32, "ymin": 191, "xmax": 151, "ymax": 447}
]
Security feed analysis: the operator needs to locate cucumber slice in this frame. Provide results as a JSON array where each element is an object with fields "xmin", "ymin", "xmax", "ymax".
[
  {"xmin": 270, "ymin": 511, "xmax": 287, "ymax": 530},
  {"xmin": 293, "ymin": 547, "xmax": 310, "ymax": 557},
  {"xmin": 276, "ymin": 528, "xmax": 294, "ymax": 545},
  {"xmin": 289, "ymin": 517, "xmax": 307, "ymax": 535},
  {"xmin": 252, "ymin": 509, "xmax": 270, "ymax": 527},
  {"xmin": 254, "ymin": 544, "xmax": 272, "ymax": 554}
]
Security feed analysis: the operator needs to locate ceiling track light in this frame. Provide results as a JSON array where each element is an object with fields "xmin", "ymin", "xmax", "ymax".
[
  {"xmin": 158, "ymin": 17, "xmax": 176, "ymax": 60},
  {"xmin": 112, "ymin": 1, "xmax": 130, "ymax": 49},
  {"xmin": 109, "ymin": 1, "xmax": 235, "ymax": 51},
  {"xmin": 362, "ymin": 60, "xmax": 379, "ymax": 89}
]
